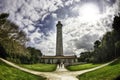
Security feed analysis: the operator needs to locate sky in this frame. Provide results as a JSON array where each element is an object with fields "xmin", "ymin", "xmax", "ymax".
[{"xmin": 0, "ymin": 0, "xmax": 119, "ymax": 56}]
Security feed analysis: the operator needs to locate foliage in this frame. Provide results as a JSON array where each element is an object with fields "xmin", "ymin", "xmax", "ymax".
[
  {"xmin": 0, "ymin": 13, "xmax": 42, "ymax": 64},
  {"xmin": 0, "ymin": 60, "xmax": 46, "ymax": 80},
  {"xmin": 94, "ymin": 40, "xmax": 101, "ymax": 49},
  {"xmin": 0, "ymin": 38, "xmax": 30, "ymax": 63},
  {"xmin": 0, "ymin": 13, "xmax": 9, "ymax": 26},
  {"xmin": 27, "ymin": 47, "xmax": 42, "ymax": 64},
  {"xmin": 78, "ymin": 52, "xmax": 94, "ymax": 62},
  {"xmin": 112, "ymin": 16, "xmax": 120, "ymax": 32},
  {"xmin": 115, "ymin": 41, "xmax": 120, "ymax": 57}
]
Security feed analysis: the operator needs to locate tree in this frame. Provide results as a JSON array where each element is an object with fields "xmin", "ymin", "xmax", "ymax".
[
  {"xmin": 0, "ymin": 13, "xmax": 9, "ymax": 19},
  {"xmin": 115, "ymin": 41, "xmax": 120, "ymax": 57},
  {"xmin": 0, "ymin": 43, "xmax": 7, "ymax": 58},
  {"xmin": 112, "ymin": 16, "xmax": 120, "ymax": 32},
  {"xmin": 0, "ymin": 13, "xmax": 43, "ymax": 64},
  {"xmin": 94, "ymin": 40, "xmax": 101, "ymax": 49},
  {"xmin": 0, "ymin": 13, "xmax": 9, "ymax": 26},
  {"xmin": 0, "ymin": 13, "xmax": 30, "ymax": 63},
  {"xmin": 27, "ymin": 47, "xmax": 42, "ymax": 63},
  {"xmin": 0, "ymin": 13, "xmax": 28, "ymax": 45},
  {"xmin": 79, "ymin": 16, "xmax": 120, "ymax": 63}
]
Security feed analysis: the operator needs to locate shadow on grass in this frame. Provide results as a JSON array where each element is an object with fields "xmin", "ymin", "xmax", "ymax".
[
  {"xmin": 114, "ymin": 75, "xmax": 120, "ymax": 80},
  {"xmin": 110, "ymin": 58, "xmax": 120, "ymax": 66}
]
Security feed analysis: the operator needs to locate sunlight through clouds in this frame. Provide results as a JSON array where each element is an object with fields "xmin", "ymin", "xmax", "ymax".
[{"xmin": 79, "ymin": 3, "xmax": 100, "ymax": 22}]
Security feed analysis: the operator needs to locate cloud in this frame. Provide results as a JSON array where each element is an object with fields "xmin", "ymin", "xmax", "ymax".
[
  {"xmin": 60, "ymin": 0, "xmax": 118, "ymax": 55},
  {"xmin": 0, "ymin": 0, "xmax": 119, "ymax": 56}
]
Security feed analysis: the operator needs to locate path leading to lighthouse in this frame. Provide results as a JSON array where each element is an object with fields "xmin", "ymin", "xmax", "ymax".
[{"xmin": 0, "ymin": 58, "xmax": 117, "ymax": 80}]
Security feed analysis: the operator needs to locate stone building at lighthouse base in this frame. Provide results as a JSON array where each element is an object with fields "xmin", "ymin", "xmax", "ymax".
[{"xmin": 41, "ymin": 55, "xmax": 77, "ymax": 65}]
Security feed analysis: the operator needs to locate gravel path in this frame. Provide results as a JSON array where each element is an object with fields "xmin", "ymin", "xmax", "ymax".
[{"xmin": 0, "ymin": 58, "xmax": 116, "ymax": 80}]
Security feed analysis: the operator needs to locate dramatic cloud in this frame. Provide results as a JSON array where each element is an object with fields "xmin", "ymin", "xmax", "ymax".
[{"xmin": 0, "ymin": 0, "xmax": 119, "ymax": 56}]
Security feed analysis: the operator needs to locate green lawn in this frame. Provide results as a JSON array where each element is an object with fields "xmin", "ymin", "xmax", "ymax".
[
  {"xmin": 66, "ymin": 63, "xmax": 102, "ymax": 71},
  {"xmin": 0, "ymin": 60, "xmax": 46, "ymax": 80},
  {"xmin": 20, "ymin": 63, "xmax": 57, "ymax": 72},
  {"xmin": 78, "ymin": 59, "xmax": 120, "ymax": 80}
]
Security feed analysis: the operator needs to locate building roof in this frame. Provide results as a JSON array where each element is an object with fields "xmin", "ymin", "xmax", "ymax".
[{"xmin": 41, "ymin": 55, "xmax": 77, "ymax": 59}]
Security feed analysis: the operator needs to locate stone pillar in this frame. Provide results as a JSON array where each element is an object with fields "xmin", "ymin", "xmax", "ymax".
[
  {"xmin": 56, "ymin": 21, "xmax": 63, "ymax": 56},
  {"xmin": 45, "ymin": 59, "xmax": 48, "ymax": 64}
]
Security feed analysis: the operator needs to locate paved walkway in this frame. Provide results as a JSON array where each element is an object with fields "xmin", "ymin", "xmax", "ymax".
[{"xmin": 0, "ymin": 58, "xmax": 116, "ymax": 80}]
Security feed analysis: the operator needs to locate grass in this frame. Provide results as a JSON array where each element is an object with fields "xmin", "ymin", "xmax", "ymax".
[
  {"xmin": 20, "ymin": 63, "xmax": 57, "ymax": 72},
  {"xmin": 78, "ymin": 59, "xmax": 120, "ymax": 80},
  {"xmin": 66, "ymin": 63, "xmax": 102, "ymax": 71},
  {"xmin": 0, "ymin": 60, "xmax": 46, "ymax": 80}
]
